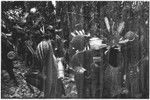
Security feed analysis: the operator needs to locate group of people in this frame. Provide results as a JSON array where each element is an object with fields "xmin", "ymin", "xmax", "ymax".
[
  {"xmin": 68, "ymin": 33, "xmax": 127, "ymax": 98},
  {"xmin": 64, "ymin": 29, "xmax": 148, "ymax": 98},
  {"xmin": 2, "ymin": 5, "xmax": 149, "ymax": 98}
]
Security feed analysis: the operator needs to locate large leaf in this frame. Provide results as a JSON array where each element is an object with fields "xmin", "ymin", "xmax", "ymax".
[
  {"xmin": 104, "ymin": 17, "xmax": 110, "ymax": 32},
  {"xmin": 117, "ymin": 21, "xmax": 125, "ymax": 34}
]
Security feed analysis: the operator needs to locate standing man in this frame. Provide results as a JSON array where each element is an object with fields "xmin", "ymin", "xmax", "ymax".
[{"xmin": 70, "ymin": 36, "xmax": 107, "ymax": 98}]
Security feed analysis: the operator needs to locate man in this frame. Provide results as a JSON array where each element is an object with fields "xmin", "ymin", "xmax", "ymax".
[{"xmin": 70, "ymin": 37, "xmax": 107, "ymax": 98}]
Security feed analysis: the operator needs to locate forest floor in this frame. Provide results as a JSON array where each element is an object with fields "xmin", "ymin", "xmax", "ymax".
[{"xmin": 1, "ymin": 60, "xmax": 78, "ymax": 98}]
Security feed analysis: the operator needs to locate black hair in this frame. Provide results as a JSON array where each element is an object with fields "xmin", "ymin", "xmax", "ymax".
[{"xmin": 108, "ymin": 46, "xmax": 119, "ymax": 67}]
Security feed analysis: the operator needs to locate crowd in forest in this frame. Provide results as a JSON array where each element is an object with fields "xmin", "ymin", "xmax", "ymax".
[{"xmin": 1, "ymin": 1, "xmax": 149, "ymax": 98}]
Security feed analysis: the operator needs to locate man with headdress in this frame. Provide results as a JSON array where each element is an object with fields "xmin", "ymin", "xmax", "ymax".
[{"xmin": 70, "ymin": 36, "xmax": 107, "ymax": 98}]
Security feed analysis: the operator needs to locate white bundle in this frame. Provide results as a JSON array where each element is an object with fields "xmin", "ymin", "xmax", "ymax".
[
  {"xmin": 75, "ymin": 66, "xmax": 86, "ymax": 74},
  {"xmin": 57, "ymin": 58, "xmax": 64, "ymax": 79},
  {"xmin": 30, "ymin": 8, "xmax": 37, "ymax": 13},
  {"xmin": 89, "ymin": 37, "xmax": 107, "ymax": 50}
]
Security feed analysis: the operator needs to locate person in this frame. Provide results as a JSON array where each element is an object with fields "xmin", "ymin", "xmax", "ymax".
[
  {"xmin": 103, "ymin": 45, "xmax": 125, "ymax": 98},
  {"xmin": 70, "ymin": 37, "xmax": 107, "ymax": 98}
]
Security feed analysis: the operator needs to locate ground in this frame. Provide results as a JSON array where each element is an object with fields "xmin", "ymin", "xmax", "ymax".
[{"xmin": 1, "ymin": 60, "xmax": 78, "ymax": 98}]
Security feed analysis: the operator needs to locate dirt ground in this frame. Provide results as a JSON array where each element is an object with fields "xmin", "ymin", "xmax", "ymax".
[{"xmin": 1, "ymin": 60, "xmax": 77, "ymax": 98}]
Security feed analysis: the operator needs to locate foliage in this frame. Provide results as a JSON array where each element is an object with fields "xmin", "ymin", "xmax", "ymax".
[
  {"xmin": 1, "ymin": 1, "xmax": 149, "ymax": 98},
  {"xmin": 2, "ymin": 1, "xmax": 149, "ymax": 42}
]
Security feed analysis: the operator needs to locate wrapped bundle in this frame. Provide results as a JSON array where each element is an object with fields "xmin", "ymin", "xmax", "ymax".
[
  {"xmin": 89, "ymin": 37, "xmax": 107, "ymax": 50},
  {"xmin": 57, "ymin": 58, "xmax": 65, "ymax": 79}
]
